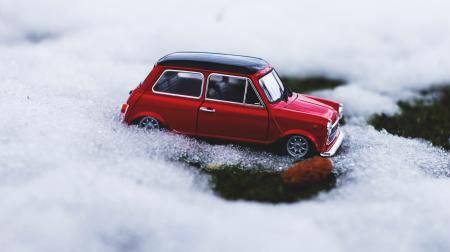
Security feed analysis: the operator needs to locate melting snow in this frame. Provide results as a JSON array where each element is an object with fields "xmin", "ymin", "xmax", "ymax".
[{"xmin": 1, "ymin": 0, "xmax": 450, "ymax": 251}]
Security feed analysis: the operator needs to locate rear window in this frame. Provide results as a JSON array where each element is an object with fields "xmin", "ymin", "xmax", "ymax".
[{"xmin": 153, "ymin": 70, "xmax": 203, "ymax": 98}]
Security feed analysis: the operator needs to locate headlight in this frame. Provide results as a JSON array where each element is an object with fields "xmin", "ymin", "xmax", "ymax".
[
  {"xmin": 327, "ymin": 119, "xmax": 332, "ymax": 135},
  {"xmin": 338, "ymin": 104, "xmax": 343, "ymax": 119}
]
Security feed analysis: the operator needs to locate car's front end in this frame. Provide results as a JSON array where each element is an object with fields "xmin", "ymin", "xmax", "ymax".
[
  {"xmin": 303, "ymin": 96, "xmax": 344, "ymax": 156},
  {"xmin": 284, "ymin": 93, "xmax": 344, "ymax": 157},
  {"xmin": 255, "ymin": 68, "xmax": 344, "ymax": 158},
  {"xmin": 320, "ymin": 112, "xmax": 344, "ymax": 157}
]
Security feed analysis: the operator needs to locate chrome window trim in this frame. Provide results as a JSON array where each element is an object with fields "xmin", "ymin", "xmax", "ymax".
[
  {"xmin": 151, "ymin": 69, "xmax": 204, "ymax": 99},
  {"xmin": 244, "ymin": 79, "xmax": 265, "ymax": 107},
  {"xmin": 243, "ymin": 79, "xmax": 249, "ymax": 103},
  {"xmin": 205, "ymin": 73, "xmax": 265, "ymax": 108}
]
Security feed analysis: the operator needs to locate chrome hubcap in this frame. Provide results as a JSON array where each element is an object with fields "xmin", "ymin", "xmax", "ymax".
[
  {"xmin": 287, "ymin": 135, "xmax": 309, "ymax": 158},
  {"xmin": 138, "ymin": 117, "xmax": 160, "ymax": 130}
]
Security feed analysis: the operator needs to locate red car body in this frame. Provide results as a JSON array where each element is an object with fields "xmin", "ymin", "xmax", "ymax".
[{"xmin": 121, "ymin": 52, "xmax": 344, "ymax": 158}]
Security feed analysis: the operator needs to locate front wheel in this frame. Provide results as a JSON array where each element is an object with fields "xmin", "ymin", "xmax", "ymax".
[
  {"xmin": 284, "ymin": 135, "xmax": 313, "ymax": 159},
  {"xmin": 138, "ymin": 116, "xmax": 160, "ymax": 130}
]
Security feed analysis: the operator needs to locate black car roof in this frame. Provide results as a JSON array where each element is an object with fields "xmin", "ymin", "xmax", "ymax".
[{"xmin": 157, "ymin": 52, "xmax": 270, "ymax": 75}]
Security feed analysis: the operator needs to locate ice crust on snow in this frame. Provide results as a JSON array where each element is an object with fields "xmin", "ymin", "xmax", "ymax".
[{"xmin": 1, "ymin": 0, "xmax": 450, "ymax": 251}]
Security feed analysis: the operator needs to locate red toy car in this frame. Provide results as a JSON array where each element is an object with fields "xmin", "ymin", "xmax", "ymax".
[{"xmin": 121, "ymin": 52, "xmax": 344, "ymax": 158}]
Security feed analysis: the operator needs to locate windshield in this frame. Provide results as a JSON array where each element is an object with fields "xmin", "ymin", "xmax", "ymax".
[{"xmin": 258, "ymin": 70, "xmax": 285, "ymax": 103}]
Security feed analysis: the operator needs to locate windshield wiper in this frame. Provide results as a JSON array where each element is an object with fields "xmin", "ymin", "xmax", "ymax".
[
  {"xmin": 284, "ymin": 83, "xmax": 293, "ymax": 97},
  {"xmin": 282, "ymin": 88, "xmax": 288, "ymax": 101}
]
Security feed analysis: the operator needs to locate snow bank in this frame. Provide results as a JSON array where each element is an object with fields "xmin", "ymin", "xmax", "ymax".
[{"xmin": 1, "ymin": 0, "xmax": 450, "ymax": 251}]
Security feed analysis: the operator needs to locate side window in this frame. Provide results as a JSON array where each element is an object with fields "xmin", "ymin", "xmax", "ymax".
[
  {"xmin": 153, "ymin": 70, "xmax": 203, "ymax": 98},
  {"xmin": 207, "ymin": 74, "xmax": 246, "ymax": 103},
  {"xmin": 245, "ymin": 81, "xmax": 261, "ymax": 106}
]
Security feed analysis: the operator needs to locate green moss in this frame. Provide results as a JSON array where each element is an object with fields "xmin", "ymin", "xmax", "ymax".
[
  {"xmin": 206, "ymin": 165, "xmax": 336, "ymax": 203},
  {"xmin": 369, "ymin": 85, "xmax": 450, "ymax": 150},
  {"xmin": 177, "ymin": 153, "xmax": 336, "ymax": 203},
  {"xmin": 280, "ymin": 76, "xmax": 345, "ymax": 93}
]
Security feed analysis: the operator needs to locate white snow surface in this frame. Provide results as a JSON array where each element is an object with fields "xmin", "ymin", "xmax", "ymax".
[{"xmin": 1, "ymin": 0, "xmax": 450, "ymax": 251}]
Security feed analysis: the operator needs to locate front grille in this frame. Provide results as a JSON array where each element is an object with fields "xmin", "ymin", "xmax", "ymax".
[{"xmin": 327, "ymin": 123, "xmax": 339, "ymax": 144}]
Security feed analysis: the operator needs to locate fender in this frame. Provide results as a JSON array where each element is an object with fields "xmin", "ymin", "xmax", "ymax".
[
  {"xmin": 280, "ymin": 129, "xmax": 321, "ymax": 152},
  {"xmin": 268, "ymin": 111, "xmax": 321, "ymax": 151},
  {"xmin": 126, "ymin": 111, "xmax": 169, "ymax": 129}
]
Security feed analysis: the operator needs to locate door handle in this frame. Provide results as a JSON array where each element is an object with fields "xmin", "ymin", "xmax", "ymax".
[{"xmin": 199, "ymin": 107, "xmax": 215, "ymax": 113}]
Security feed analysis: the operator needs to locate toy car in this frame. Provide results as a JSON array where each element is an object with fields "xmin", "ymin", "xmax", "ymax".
[{"xmin": 121, "ymin": 52, "xmax": 344, "ymax": 158}]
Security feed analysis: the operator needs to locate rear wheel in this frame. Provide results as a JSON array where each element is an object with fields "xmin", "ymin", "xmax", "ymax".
[
  {"xmin": 138, "ymin": 116, "xmax": 160, "ymax": 130},
  {"xmin": 284, "ymin": 135, "xmax": 313, "ymax": 159}
]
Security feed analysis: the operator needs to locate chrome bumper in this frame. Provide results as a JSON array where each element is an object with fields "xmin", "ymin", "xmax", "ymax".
[{"xmin": 320, "ymin": 131, "xmax": 344, "ymax": 157}]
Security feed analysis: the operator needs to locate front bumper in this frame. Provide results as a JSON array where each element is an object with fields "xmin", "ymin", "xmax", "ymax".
[{"xmin": 320, "ymin": 130, "xmax": 344, "ymax": 157}]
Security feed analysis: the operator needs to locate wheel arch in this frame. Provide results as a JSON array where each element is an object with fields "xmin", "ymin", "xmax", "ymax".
[
  {"xmin": 280, "ymin": 129, "xmax": 320, "ymax": 152},
  {"xmin": 128, "ymin": 112, "xmax": 169, "ymax": 128}
]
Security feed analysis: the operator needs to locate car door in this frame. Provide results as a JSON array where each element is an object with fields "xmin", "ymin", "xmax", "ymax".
[
  {"xmin": 139, "ymin": 69, "xmax": 204, "ymax": 134},
  {"xmin": 197, "ymin": 73, "xmax": 268, "ymax": 141}
]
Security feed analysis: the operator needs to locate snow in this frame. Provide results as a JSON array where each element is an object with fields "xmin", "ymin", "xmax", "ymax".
[{"xmin": 1, "ymin": 0, "xmax": 450, "ymax": 251}]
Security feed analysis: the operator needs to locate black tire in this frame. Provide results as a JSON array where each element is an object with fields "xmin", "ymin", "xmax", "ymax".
[
  {"xmin": 281, "ymin": 135, "xmax": 315, "ymax": 159},
  {"xmin": 137, "ymin": 116, "xmax": 160, "ymax": 130}
]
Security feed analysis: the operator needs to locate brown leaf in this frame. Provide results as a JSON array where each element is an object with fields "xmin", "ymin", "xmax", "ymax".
[{"xmin": 282, "ymin": 157, "xmax": 333, "ymax": 186}]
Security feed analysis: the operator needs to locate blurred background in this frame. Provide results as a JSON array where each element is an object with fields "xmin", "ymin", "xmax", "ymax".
[{"xmin": 3, "ymin": 0, "xmax": 450, "ymax": 115}]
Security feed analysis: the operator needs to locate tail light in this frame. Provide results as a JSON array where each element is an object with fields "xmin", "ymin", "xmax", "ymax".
[{"xmin": 121, "ymin": 103, "xmax": 129, "ymax": 114}]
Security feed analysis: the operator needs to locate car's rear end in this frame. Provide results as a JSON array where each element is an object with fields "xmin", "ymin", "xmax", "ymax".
[
  {"xmin": 120, "ymin": 82, "xmax": 145, "ymax": 123},
  {"xmin": 120, "ymin": 65, "xmax": 162, "ymax": 124}
]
